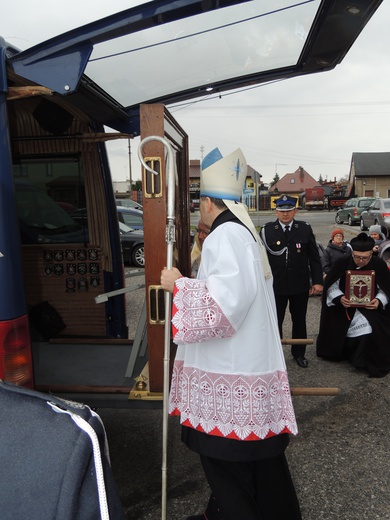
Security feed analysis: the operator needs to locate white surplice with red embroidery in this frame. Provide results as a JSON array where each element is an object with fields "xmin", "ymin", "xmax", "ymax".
[{"xmin": 169, "ymin": 221, "xmax": 298, "ymax": 441}]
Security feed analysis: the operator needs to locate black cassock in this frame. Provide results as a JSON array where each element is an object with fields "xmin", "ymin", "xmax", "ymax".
[{"xmin": 316, "ymin": 255, "xmax": 390, "ymax": 377}]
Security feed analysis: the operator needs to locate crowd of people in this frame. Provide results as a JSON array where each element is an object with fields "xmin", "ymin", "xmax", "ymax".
[{"xmin": 162, "ymin": 147, "xmax": 390, "ymax": 520}]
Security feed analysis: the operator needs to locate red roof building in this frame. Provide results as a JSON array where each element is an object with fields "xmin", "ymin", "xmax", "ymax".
[{"xmin": 270, "ymin": 166, "xmax": 318, "ymax": 196}]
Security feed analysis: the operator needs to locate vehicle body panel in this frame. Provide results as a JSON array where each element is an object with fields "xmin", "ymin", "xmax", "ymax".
[
  {"xmin": 328, "ymin": 196, "xmax": 350, "ymax": 210},
  {"xmin": 360, "ymin": 198, "xmax": 390, "ymax": 230},
  {"xmin": 117, "ymin": 207, "xmax": 143, "ymax": 230},
  {"xmin": 6, "ymin": 0, "xmax": 382, "ymax": 134},
  {"xmin": 116, "ymin": 199, "xmax": 143, "ymax": 211},
  {"xmin": 119, "ymin": 222, "xmax": 144, "ymax": 267},
  {"xmin": 335, "ymin": 197, "xmax": 375, "ymax": 226},
  {"xmin": 305, "ymin": 187, "xmax": 325, "ymax": 210}
]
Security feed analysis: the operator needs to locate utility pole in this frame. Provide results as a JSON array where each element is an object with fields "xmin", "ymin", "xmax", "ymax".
[
  {"xmin": 275, "ymin": 163, "xmax": 287, "ymax": 175},
  {"xmin": 200, "ymin": 145, "xmax": 205, "ymax": 161},
  {"xmin": 128, "ymin": 139, "xmax": 133, "ymax": 193}
]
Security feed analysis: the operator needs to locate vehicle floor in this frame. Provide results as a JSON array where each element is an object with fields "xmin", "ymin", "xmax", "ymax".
[{"xmin": 32, "ymin": 341, "xmax": 140, "ymax": 387}]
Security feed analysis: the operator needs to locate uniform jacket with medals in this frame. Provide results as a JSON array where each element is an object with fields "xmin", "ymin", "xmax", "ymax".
[{"xmin": 261, "ymin": 219, "xmax": 323, "ymax": 295}]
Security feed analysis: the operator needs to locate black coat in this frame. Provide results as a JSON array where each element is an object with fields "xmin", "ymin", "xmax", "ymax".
[
  {"xmin": 322, "ymin": 240, "xmax": 352, "ymax": 274},
  {"xmin": 0, "ymin": 381, "xmax": 125, "ymax": 520},
  {"xmin": 316, "ymin": 255, "xmax": 390, "ymax": 377},
  {"xmin": 261, "ymin": 219, "xmax": 323, "ymax": 295}
]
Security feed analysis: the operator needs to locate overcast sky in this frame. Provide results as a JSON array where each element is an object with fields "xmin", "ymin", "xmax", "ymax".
[{"xmin": 2, "ymin": 0, "xmax": 389, "ymax": 185}]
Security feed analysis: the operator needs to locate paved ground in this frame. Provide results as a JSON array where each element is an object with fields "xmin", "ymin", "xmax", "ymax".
[{"xmin": 98, "ymin": 281, "xmax": 390, "ymax": 520}]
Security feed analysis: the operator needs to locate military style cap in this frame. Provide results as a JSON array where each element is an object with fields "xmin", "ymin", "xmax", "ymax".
[{"xmin": 275, "ymin": 194, "xmax": 297, "ymax": 211}]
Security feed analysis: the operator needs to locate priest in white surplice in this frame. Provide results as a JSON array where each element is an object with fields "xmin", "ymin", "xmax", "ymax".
[{"xmin": 161, "ymin": 148, "xmax": 301, "ymax": 520}]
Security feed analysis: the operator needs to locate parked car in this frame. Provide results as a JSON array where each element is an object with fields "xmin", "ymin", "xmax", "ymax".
[
  {"xmin": 334, "ymin": 197, "xmax": 375, "ymax": 226},
  {"xmin": 115, "ymin": 199, "xmax": 143, "ymax": 211},
  {"xmin": 119, "ymin": 222, "xmax": 145, "ymax": 267},
  {"xmin": 71, "ymin": 208, "xmax": 145, "ymax": 267},
  {"xmin": 360, "ymin": 198, "xmax": 390, "ymax": 231},
  {"xmin": 117, "ymin": 207, "xmax": 143, "ymax": 230}
]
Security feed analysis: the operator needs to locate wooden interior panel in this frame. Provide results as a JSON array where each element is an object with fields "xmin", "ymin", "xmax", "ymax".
[
  {"xmin": 9, "ymin": 93, "xmax": 117, "ymax": 340},
  {"xmin": 22, "ymin": 244, "xmax": 106, "ymax": 337}
]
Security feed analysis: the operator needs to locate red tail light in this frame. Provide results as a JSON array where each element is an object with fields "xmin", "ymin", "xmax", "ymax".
[
  {"xmin": 0, "ymin": 315, "xmax": 34, "ymax": 388},
  {"xmin": 353, "ymin": 208, "xmax": 358, "ymax": 216},
  {"xmin": 382, "ymin": 213, "xmax": 390, "ymax": 218}
]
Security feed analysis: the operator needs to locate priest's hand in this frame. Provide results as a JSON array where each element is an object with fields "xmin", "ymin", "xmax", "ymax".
[
  {"xmin": 161, "ymin": 267, "xmax": 182, "ymax": 293},
  {"xmin": 366, "ymin": 298, "xmax": 380, "ymax": 310},
  {"xmin": 340, "ymin": 295, "xmax": 351, "ymax": 308}
]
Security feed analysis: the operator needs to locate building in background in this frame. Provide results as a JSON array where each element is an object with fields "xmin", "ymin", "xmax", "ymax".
[
  {"xmin": 269, "ymin": 166, "xmax": 318, "ymax": 207},
  {"xmin": 113, "ymin": 180, "xmax": 142, "ymax": 205},
  {"xmin": 189, "ymin": 160, "xmax": 263, "ymax": 211},
  {"xmin": 350, "ymin": 152, "xmax": 390, "ymax": 199}
]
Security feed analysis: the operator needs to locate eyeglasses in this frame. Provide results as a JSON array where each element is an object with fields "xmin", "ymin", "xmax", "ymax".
[{"xmin": 352, "ymin": 253, "xmax": 372, "ymax": 261}]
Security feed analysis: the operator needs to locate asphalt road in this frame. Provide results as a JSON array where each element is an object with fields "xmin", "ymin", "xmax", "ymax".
[
  {"xmin": 191, "ymin": 208, "xmax": 362, "ymax": 246},
  {"xmin": 99, "ymin": 210, "xmax": 390, "ymax": 520}
]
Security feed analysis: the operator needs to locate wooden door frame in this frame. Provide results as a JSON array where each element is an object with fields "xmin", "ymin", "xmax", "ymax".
[{"xmin": 140, "ymin": 104, "xmax": 190, "ymax": 392}]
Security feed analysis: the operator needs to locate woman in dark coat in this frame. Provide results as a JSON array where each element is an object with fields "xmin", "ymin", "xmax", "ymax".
[
  {"xmin": 322, "ymin": 228, "xmax": 352, "ymax": 276},
  {"xmin": 317, "ymin": 233, "xmax": 390, "ymax": 378}
]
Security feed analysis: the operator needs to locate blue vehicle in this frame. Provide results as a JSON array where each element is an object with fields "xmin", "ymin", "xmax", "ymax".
[{"xmin": 0, "ymin": 0, "xmax": 381, "ymax": 402}]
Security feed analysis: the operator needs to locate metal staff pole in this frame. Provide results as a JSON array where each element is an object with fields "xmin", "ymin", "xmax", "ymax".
[{"xmin": 137, "ymin": 136, "xmax": 176, "ymax": 520}]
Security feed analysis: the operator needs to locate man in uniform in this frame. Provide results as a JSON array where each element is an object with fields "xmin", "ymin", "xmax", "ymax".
[{"xmin": 261, "ymin": 194, "xmax": 323, "ymax": 368}]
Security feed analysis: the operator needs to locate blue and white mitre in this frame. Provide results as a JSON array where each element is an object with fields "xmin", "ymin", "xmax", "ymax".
[
  {"xmin": 200, "ymin": 147, "xmax": 247, "ymax": 201},
  {"xmin": 200, "ymin": 147, "xmax": 271, "ymax": 279}
]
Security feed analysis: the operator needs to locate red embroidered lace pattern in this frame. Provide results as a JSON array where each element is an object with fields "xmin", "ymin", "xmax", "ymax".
[
  {"xmin": 172, "ymin": 277, "xmax": 235, "ymax": 344},
  {"xmin": 169, "ymin": 362, "xmax": 297, "ymax": 440}
]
